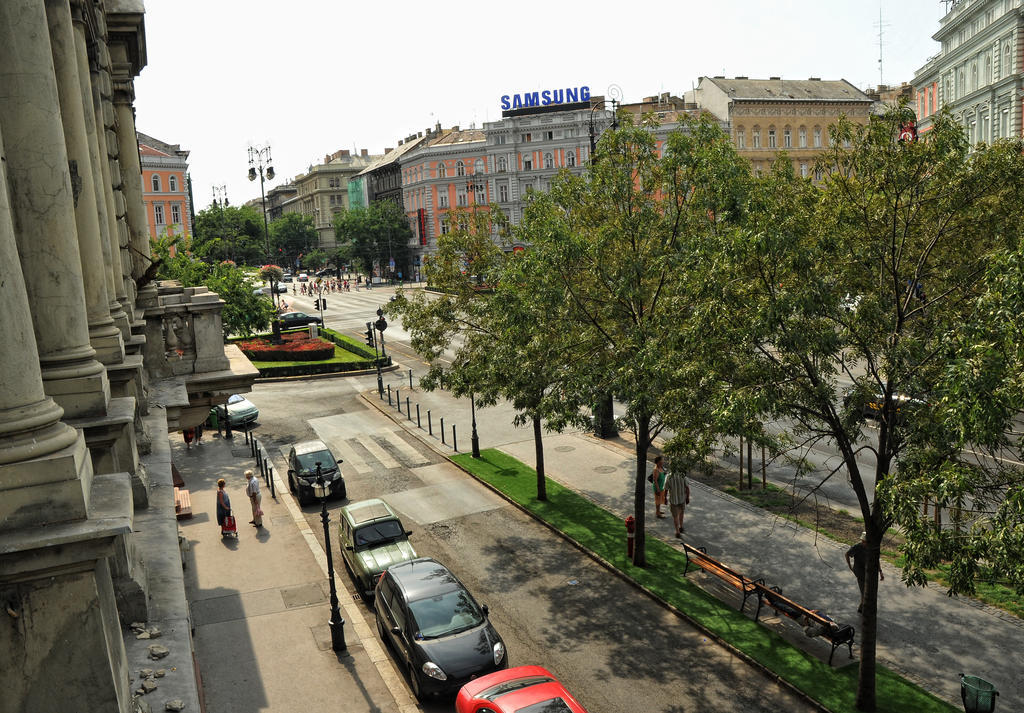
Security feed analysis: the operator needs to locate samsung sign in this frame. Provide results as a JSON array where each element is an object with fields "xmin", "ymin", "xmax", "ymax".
[{"xmin": 500, "ymin": 86, "xmax": 591, "ymax": 115}]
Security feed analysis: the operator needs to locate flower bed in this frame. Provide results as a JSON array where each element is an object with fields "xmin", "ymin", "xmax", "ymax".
[{"xmin": 237, "ymin": 334, "xmax": 335, "ymax": 362}]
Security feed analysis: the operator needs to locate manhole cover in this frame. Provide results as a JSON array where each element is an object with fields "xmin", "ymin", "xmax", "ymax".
[
  {"xmin": 554, "ymin": 445, "xmax": 576, "ymax": 452},
  {"xmin": 281, "ymin": 583, "xmax": 326, "ymax": 608},
  {"xmin": 593, "ymin": 466, "xmax": 616, "ymax": 474}
]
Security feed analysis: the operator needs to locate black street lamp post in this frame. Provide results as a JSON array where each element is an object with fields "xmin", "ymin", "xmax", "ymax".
[
  {"xmin": 587, "ymin": 85, "xmax": 622, "ymax": 162},
  {"xmin": 313, "ymin": 462, "xmax": 346, "ymax": 652},
  {"xmin": 248, "ymin": 144, "xmax": 280, "ymax": 341},
  {"xmin": 374, "ymin": 307, "xmax": 387, "ymax": 358},
  {"xmin": 470, "ymin": 389, "xmax": 480, "ymax": 458}
]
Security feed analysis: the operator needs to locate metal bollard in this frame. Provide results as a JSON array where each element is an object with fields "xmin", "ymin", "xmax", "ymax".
[
  {"xmin": 387, "ymin": 385, "xmax": 392, "ymax": 405},
  {"xmin": 452, "ymin": 425, "xmax": 458, "ymax": 452},
  {"xmin": 428, "ymin": 410, "xmax": 432, "ymax": 435},
  {"xmin": 406, "ymin": 397, "xmax": 411, "ymax": 419},
  {"xmin": 268, "ymin": 465, "xmax": 275, "ymax": 498},
  {"xmin": 250, "ymin": 435, "xmax": 256, "ymax": 458},
  {"xmin": 396, "ymin": 388, "xmax": 401, "ymax": 411},
  {"xmin": 416, "ymin": 404, "xmax": 421, "ymax": 428},
  {"xmin": 409, "ymin": 369, "xmax": 413, "ymax": 389},
  {"xmin": 440, "ymin": 417, "xmax": 445, "ymax": 444},
  {"xmin": 255, "ymin": 441, "xmax": 262, "ymax": 467}
]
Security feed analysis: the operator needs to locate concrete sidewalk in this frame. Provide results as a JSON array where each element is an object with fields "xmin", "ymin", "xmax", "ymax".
[
  {"xmin": 172, "ymin": 432, "xmax": 418, "ymax": 713},
  {"xmin": 368, "ymin": 375, "xmax": 1024, "ymax": 712}
]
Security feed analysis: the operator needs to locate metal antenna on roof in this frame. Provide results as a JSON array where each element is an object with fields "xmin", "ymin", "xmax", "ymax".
[{"xmin": 875, "ymin": 4, "xmax": 890, "ymax": 87}]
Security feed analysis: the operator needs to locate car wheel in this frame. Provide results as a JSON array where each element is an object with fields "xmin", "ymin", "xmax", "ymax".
[
  {"xmin": 288, "ymin": 473, "xmax": 296, "ymax": 494},
  {"xmin": 407, "ymin": 662, "xmax": 424, "ymax": 702}
]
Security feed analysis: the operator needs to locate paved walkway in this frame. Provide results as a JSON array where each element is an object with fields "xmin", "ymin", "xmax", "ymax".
[{"xmin": 368, "ymin": 373, "xmax": 1023, "ymax": 711}]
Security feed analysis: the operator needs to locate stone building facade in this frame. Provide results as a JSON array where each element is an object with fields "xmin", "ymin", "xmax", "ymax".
[
  {"xmin": 137, "ymin": 131, "xmax": 192, "ymax": 243},
  {"xmin": 292, "ymin": 149, "xmax": 380, "ymax": 249},
  {"xmin": 692, "ymin": 76, "xmax": 874, "ymax": 178},
  {"xmin": 0, "ymin": 2, "xmax": 256, "ymax": 711},
  {"xmin": 912, "ymin": 0, "xmax": 1023, "ymax": 142}
]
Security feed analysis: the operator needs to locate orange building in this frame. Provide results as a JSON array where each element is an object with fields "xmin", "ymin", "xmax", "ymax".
[{"xmin": 137, "ymin": 132, "xmax": 192, "ymax": 251}]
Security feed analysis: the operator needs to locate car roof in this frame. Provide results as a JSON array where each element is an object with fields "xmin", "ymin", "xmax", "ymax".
[
  {"xmin": 387, "ymin": 558, "xmax": 461, "ymax": 599},
  {"xmin": 292, "ymin": 439, "xmax": 331, "ymax": 456},
  {"xmin": 343, "ymin": 498, "xmax": 398, "ymax": 526}
]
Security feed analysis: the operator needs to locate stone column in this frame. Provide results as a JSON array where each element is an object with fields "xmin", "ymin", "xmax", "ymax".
[
  {"xmin": 0, "ymin": 0, "xmax": 110, "ymax": 419},
  {"xmin": 73, "ymin": 1, "xmax": 130, "ymax": 340},
  {"xmin": 47, "ymin": 0, "xmax": 125, "ymax": 367}
]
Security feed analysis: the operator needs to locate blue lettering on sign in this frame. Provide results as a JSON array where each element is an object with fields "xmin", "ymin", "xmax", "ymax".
[{"xmin": 500, "ymin": 86, "xmax": 591, "ymax": 111}]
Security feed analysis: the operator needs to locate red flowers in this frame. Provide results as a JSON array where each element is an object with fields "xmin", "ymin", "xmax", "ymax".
[{"xmin": 239, "ymin": 334, "xmax": 334, "ymax": 362}]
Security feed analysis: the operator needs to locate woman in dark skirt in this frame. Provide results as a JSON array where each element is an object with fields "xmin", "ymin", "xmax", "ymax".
[{"xmin": 216, "ymin": 478, "xmax": 232, "ymax": 534}]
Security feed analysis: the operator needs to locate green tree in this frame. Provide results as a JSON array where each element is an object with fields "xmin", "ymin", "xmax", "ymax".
[
  {"xmin": 702, "ymin": 107, "xmax": 1024, "ymax": 710},
  {"xmin": 191, "ymin": 203, "xmax": 265, "ymax": 264},
  {"xmin": 334, "ymin": 201, "xmax": 413, "ymax": 279},
  {"xmin": 269, "ymin": 212, "xmax": 318, "ymax": 269}
]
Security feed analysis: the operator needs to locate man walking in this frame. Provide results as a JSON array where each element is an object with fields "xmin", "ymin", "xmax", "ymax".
[
  {"xmin": 665, "ymin": 462, "xmax": 691, "ymax": 538},
  {"xmin": 845, "ymin": 531, "xmax": 883, "ymax": 613},
  {"xmin": 245, "ymin": 470, "xmax": 263, "ymax": 529}
]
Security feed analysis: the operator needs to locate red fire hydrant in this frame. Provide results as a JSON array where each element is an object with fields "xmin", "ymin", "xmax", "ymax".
[{"xmin": 625, "ymin": 516, "xmax": 636, "ymax": 559}]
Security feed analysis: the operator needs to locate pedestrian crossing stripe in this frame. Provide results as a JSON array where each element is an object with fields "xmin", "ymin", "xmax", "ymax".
[{"xmin": 328, "ymin": 432, "xmax": 432, "ymax": 474}]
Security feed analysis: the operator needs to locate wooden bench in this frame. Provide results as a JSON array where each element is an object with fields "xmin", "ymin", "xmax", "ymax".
[
  {"xmin": 174, "ymin": 487, "xmax": 193, "ymax": 520},
  {"xmin": 682, "ymin": 544, "xmax": 762, "ymax": 614},
  {"xmin": 754, "ymin": 583, "xmax": 855, "ymax": 665}
]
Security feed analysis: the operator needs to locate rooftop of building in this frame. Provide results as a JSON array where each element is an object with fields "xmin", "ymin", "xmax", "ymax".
[
  {"xmin": 701, "ymin": 76, "xmax": 872, "ymax": 103},
  {"xmin": 137, "ymin": 131, "xmax": 189, "ymax": 159}
]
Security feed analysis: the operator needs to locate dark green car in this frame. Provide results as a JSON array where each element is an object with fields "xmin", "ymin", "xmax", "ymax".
[{"xmin": 338, "ymin": 499, "xmax": 416, "ymax": 599}]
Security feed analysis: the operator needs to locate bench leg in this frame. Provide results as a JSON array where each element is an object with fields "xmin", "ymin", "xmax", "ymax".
[
  {"xmin": 847, "ymin": 641, "xmax": 854, "ymax": 659},
  {"xmin": 829, "ymin": 643, "xmax": 837, "ymax": 666}
]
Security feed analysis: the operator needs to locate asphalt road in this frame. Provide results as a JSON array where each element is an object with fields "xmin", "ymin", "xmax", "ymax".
[{"xmin": 243, "ymin": 313, "xmax": 816, "ymax": 712}]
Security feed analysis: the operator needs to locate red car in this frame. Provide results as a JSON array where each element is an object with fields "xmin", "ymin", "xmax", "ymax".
[{"xmin": 455, "ymin": 665, "xmax": 588, "ymax": 713}]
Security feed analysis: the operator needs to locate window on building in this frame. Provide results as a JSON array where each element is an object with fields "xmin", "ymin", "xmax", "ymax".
[
  {"xmin": 971, "ymin": 62, "xmax": 978, "ymax": 92},
  {"xmin": 151, "ymin": 174, "xmax": 161, "ymax": 192},
  {"xmin": 498, "ymin": 182, "xmax": 509, "ymax": 202},
  {"xmin": 544, "ymin": 152, "xmax": 553, "ymax": 169},
  {"xmin": 566, "ymin": 128, "xmax": 576, "ymax": 138},
  {"xmin": 1002, "ymin": 109, "xmax": 1009, "ymax": 137},
  {"xmin": 754, "ymin": 165, "xmax": 762, "ymax": 177},
  {"xmin": 752, "ymin": 127, "xmax": 761, "ymax": 148},
  {"xmin": 523, "ymin": 155, "xmax": 533, "ymax": 171},
  {"xmin": 813, "ymin": 127, "xmax": 822, "ymax": 148},
  {"xmin": 1004, "ymin": 43, "xmax": 1012, "ymax": 78},
  {"xmin": 544, "ymin": 131, "xmax": 553, "ymax": 141},
  {"xmin": 438, "ymin": 163, "xmax": 447, "ymax": 178},
  {"xmin": 783, "ymin": 127, "xmax": 792, "ymax": 148},
  {"xmin": 986, "ymin": 56, "xmax": 993, "ymax": 85},
  {"xmin": 495, "ymin": 134, "xmax": 507, "ymax": 144},
  {"xmin": 440, "ymin": 219, "xmax": 449, "ymax": 235},
  {"xmin": 475, "ymin": 185, "xmax": 486, "ymax": 204},
  {"xmin": 154, "ymin": 204, "xmax": 164, "ymax": 225},
  {"xmin": 438, "ymin": 191, "xmax": 449, "ymax": 208},
  {"xmin": 736, "ymin": 127, "xmax": 745, "ymax": 149},
  {"xmin": 171, "ymin": 204, "xmax": 181, "ymax": 224},
  {"xmin": 800, "ymin": 163, "xmax": 808, "ymax": 178},
  {"xmin": 497, "ymin": 156, "xmax": 507, "ymax": 172},
  {"xmin": 768, "ymin": 128, "xmax": 777, "ymax": 148},
  {"xmin": 958, "ymin": 69, "xmax": 965, "ymax": 96},
  {"xmin": 456, "ymin": 189, "xmax": 467, "ymax": 206},
  {"xmin": 169, "ymin": 175, "xmax": 177, "ymax": 192},
  {"xmin": 566, "ymin": 150, "xmax": 576, "ymax": 167},
  {"xmin": 798, "ymin": 127, "xmax": 807, "ymax": 148},
  {"xmin": 814, "ymin": 167, "xmax": 823, "ymax": 181},
  {"xmin": 456, "ymin": 160, "xmax": 465, "ymax": 177}
]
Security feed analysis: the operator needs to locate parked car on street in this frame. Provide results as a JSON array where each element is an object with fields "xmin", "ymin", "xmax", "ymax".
[
  {"xmin": 455, "ymin": 665, "xmax": 589, "ymax": 713},
  {"xmin": 252, "ymin": 284, "xmax": 287, "ymax": 295},
  {"xmin": 297, "ymin": 273, "xmax": 309, "ymax": 282},
  {"xmin": 339, "ymin": 499, "xmax": 417, "ymax": 599},
  {"xmin": 278, "ymin": 311, "xmax": 322, "ymax": 329},
  {"xmin": 286, "ymin": 439, "xmax": 345, "ymax": 505},
  {"xmin": 374, "ymin": 558, "xmax": 507, "ymax": 701},
  {"xmin": 214, "ymin": 394, "xmax": 259, "ymax": 428}
]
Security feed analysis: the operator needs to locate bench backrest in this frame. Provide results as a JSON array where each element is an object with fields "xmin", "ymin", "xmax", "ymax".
[{"xmin": 684, "ymin": 545, "xmax": 748, "ymax": 589}]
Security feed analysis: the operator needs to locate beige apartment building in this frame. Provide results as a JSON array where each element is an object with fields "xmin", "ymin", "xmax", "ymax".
[
  {"xmin": 293, "ymin": 149, "xmax": 380, "ymax": 249},
  {"xmin": 692, "ymin": 76, "xmax": 874, "ymax": 178}
]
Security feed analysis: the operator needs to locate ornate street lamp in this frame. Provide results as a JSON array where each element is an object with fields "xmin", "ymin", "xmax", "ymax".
[
  {"xmin": 313, "ymin": 462, "xmax": 346, "ymax": 652},
  {"xmin": 374, "ymin": 307, "xmax": 388, "ymax": 358},
  {"xmin": 247, "ymin": 144, "xmax": 275, "ymax": 262},
  {"xmin": 470, "ymin": 388, "xmax": 480, "ymax": 458},
  {"xmin": 587, "ymin": 84, "xmax": 622, "ymax": 162}
]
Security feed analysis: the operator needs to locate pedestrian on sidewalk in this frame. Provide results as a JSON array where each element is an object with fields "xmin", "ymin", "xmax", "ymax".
[
  {"xmin": 215, "ymin": 479, "xmax": 232, "ymax": 536},
  {"xmin": 665, "ymin": 463, "xmax": 691, "ymax": 537},
  {"xmin": 651, "ymin": 456, "xmax": 668, "ymax": 518},
  {"xmin": 245, "ymin": 470, "xmax": 263, "ymax": 528},
  {"xmin": 183, "ymin": 427, "xmax": 195, "ymax": 450},
  {"xmin": 845, "ymin": 531, "xmax": 883, "ymax": 613},
  {"xmin": 194, "ymin": 423, "xmax": 204, "ymax": 446}
]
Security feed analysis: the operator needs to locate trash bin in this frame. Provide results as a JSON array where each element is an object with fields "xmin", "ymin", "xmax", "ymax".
[{"xmin": 960, "ymin": 673, "xmax": 998, "ymax": 713}]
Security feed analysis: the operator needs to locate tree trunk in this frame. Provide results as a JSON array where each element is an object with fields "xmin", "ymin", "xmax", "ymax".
[
  {"xmin": 855, "ymin": 522, "xmax": 884, "ymax": 712},
  {"xmin": 632, "ymin": 412, "xmax": 651, "ymax": 567},
  {"xmin": 533, "ymin": 414, "xmax": 547, "ymax": 501},
  {"xmin": 593, "ymin": 392, "xmax": 617, "ymax": 438}
]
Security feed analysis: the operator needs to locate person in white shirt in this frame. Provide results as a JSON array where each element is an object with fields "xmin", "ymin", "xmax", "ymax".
[
  {"xmin": 665, "ymin": 464, "xmax": 691, "ymax": 538},
  {"xmin": 244, "ymin": 470, "xmax": 263, "ymax": 528}
]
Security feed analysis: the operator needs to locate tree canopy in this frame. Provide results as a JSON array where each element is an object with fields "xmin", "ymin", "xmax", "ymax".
[{"xmin": 334, "ymin": 200, "xmax": 413, "ymax": 279}]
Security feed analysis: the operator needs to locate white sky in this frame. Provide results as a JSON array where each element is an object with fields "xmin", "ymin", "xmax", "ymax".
[{"xmin": 134, "ymin": 0, "xmax": 948, "ymax": 212}]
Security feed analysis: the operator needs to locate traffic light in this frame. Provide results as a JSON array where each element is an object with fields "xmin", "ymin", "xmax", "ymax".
[
  {"xmin": 364, "ymin": 322, "xmax": 375, "ymax": 348},
  {"xmin": 315, "ymin": 298, "xmax": 326, "ymax": 311}
]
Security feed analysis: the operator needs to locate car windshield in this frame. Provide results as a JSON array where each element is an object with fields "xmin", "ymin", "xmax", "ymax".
[
  {"xmin": 409, "ymin": 589, "xmax": 483, "ymax": 639},
  {"xmin": 295, "ymin": 450, "xmax": 334, "ymax": 474},
  {"xmin": 228, "ymin": 394, "xmax": 245, "ymax": 405},
  {"xmin": 516, "ymin": 699, "xmax": 574, "ymax": 713},
  {"xmin": 354, "ymin": 520, "xmax": 404, "ymax": 548},
  {"xmin": 478, "ymin": 676, "xmax": 554, "ymax": 701}
]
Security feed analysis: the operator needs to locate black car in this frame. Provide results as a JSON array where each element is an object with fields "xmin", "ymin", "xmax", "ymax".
[
  {"xmin": 374, "ymin": 558, "xmax": 507, "ymax": 701},
  {"xmin": 278, "ymin": 311, "xmax": 322, "ymax": 329},
  {"xmin": 286, "ymin": 439, "xmax": 345, "ymax": 505}
]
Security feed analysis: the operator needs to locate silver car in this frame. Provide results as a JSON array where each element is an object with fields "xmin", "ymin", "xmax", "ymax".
[{"xmin": 218, "ymin": 394, "xmax": 259, "ymax": 428}]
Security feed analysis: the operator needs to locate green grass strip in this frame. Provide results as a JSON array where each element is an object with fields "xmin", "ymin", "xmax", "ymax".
[{"xmin": 453, "ymin": 449, "xmax": 958, "ymax": 713}]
